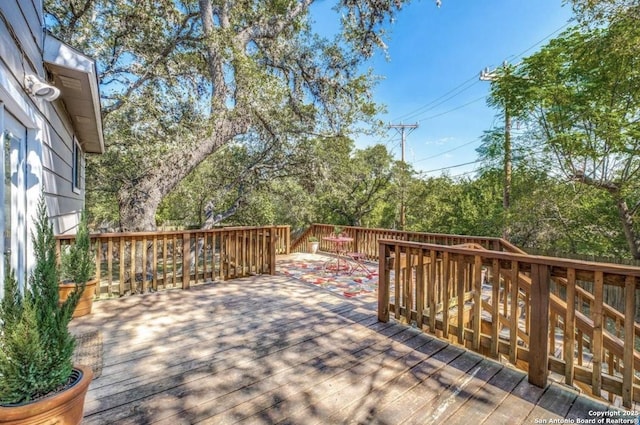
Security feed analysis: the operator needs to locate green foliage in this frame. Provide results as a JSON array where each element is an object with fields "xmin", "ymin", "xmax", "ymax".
[
  {"xmin": 45, "ymin": 0, "xmax": 399, "ymax": 231},
  {"xmin": 0, "ymin": 198, "xmax": 79, "ymax": 404},
  {"xmin": 61, "ymin": 210, "xmax": 95, "ymax": 286},
  {"xmin": 487, "ymin": 14, "xmax": 640, "ymax": 258},
  {"xmin": 314, "ymin": 143, "xmax": 393, "ymax": 226}
]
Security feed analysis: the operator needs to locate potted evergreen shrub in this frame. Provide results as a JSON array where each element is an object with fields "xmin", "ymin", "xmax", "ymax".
[
  {"xmin": 0, "ymin": 198, "xmax": 93, "ymax": 424},
  {"xmin": 308, "ymin": 236, "xmax": 319, "ymax": 254},
  {"xmin": 58, "ymin": 210, "xmax": 97, "ymax": 318}
]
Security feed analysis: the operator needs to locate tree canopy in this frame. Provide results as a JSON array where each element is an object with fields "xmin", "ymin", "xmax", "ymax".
[
  {"xmin": 488, "ymin": 9, "xmax": 640, "ymax": 258},
  {"xmin": 45, "ymin": 0, "xmax": 408, "ymax": 230}
]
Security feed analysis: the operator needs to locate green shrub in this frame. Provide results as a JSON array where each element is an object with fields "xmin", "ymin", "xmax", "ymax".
[
  {"xmin": 60, "ymin": 210, "xmax": 95, "ymax": 285},
  {"xmin": 0, "ymin": 197, "xmax": 83, "ymax": 404}
]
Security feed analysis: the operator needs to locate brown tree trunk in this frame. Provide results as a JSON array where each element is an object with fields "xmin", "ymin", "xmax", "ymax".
[
  {"xmin": 615, "ymin": 197, "xmax": 640, "ymax": 260},
  {"xmin": 118, "ymin": 182, "xmax": 163, "ymax": 231},
  {"xmin": 116, "ymin": 117, "xmax": 247, "ymax": 232}
]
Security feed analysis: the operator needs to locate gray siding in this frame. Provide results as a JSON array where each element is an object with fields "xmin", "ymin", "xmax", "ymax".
[
  {"xmin": 0, "ymin": 1, "xmax": 44, "ymax": 78},
  {"xmin": 0, "ymin": 0, "xmax": 84, "ymax": 235}
]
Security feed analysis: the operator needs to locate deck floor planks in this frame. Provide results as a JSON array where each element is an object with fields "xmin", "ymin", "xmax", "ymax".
[
  {"xmin": 151, "ymin": 321, "xmax": 413, "ymax": 424},
  {"xmin": 304, "ymin": 334, "xmax": 450, "ymax": 425},
  {"xmin": 316, "ymin": 338, "xmax": 451, "ymax": 425},
  {"xmin": 88, "ymin": 300, "xmax": 364, "ymax": 395},
  {"xmin": 308, "ymin": 344, "xmax": 468, "ymax": 425},
  {"xmin": 205, "ymin": 333, "xmax": 449, "ymax": 425},
  {"xmin": 83, "ymin": 302, "xmax": 392, "ymax": 422},
  {"xmin": 233, "ymin": 327, "xmax": 428, "ymax": 425},
  {"xmin": 85, "ymin": 305, "xmax": 363, "ymax": 413},
  {"xmin": 118, "ymin": 321, "xmax": 406, "ymax": 425},
  {"xmin": 71, "ymin": 269, "xmax": 624, "ymax": 425},
  {"xmin": 524, "ymin": 383, "xmax": 579, "ymax": 423},
  {"xmin": 267, "ymin": 330, "xmax": 443, "ymax": 425},
  {"xmin": 414, "ymin": 358, "xmax": 531, "ymax": 425},
  {"xmin": 188, "ymin": 323, "xmax": 417, "ymax": 425},
  {"xmin": 400, "ymin": 356, "xmax": 504, "ymax": 425},
  {"xmin": 476, "ymin": 369, "xmax": 545, "ymax": 425}
]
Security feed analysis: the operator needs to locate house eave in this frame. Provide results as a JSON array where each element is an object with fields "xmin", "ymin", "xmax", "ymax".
[{"xmin": 43, "ymin": 34, "xmax": 104, "ymax": 154}]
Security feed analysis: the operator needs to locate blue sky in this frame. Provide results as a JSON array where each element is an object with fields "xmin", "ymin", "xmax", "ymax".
[{"xmin": 313, "ymin": 0, "xmax": 574, "ymax": 178}]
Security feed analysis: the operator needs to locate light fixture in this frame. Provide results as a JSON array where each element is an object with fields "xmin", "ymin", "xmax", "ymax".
[{"xmin": 24, "ymin": 75, "xmax": 60, "ymax": 101}]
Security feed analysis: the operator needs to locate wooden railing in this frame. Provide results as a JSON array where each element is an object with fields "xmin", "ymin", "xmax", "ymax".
[
  {"xmin": 291, "ymin": 223, "xmax": 525, "ymax": 257},
  {"xmin": 56, "ymin": 225, "xmax": 290, "ymax": 298},
  {"xmin": 377, "ymin": 239, "xmax": 640, "ymax": 407}
]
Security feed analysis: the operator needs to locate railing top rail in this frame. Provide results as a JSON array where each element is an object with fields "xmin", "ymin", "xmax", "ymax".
[
  {"xmin": 309, "ymin": 223, "xmax": 522, "ymax": 252},
  {"xmin": 379, "ymin": 239, "xmax": 640, "ymax": 277},
  {"xmin": 55, "ymin": 225, "xmax": 290, "ymax": 240}
]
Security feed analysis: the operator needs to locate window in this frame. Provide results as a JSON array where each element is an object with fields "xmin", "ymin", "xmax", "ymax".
[{"xmin": 72, "ymin": 138, "xmax": 82, "ymax": 193}]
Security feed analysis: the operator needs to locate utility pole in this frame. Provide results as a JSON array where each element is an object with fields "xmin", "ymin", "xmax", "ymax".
[
  {"xmin": 480, "ymin": 62, "xmax": 512, "ymax": 237},
  {"xmin": 388, "ymin": 122, "xmax": 418, "ymax": 230}
]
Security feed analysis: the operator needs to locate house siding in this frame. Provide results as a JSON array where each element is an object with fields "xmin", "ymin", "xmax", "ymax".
[{"xmin": 0, "ymin": 0, "xmax": 90, "ymax": 292}]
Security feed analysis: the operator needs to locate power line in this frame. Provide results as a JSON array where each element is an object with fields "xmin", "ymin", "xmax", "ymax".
[
  {"xmin": 417, "ymin": 95, "xmax": 487, "ymax": 123},
  {"xmin": 413, "ymin": 137, "xmax": 483, "ymax": 163},
  {"xmin": 508, "ymin": 21, "xmax": 571, "ymax": 62},
  {"xmin": 418, "ymin": 159, "xmax": 483, "ymax": 175},
  {"xmin": 393, "ymin": 76, "xmax": 481, "ymax": 122},
  {"xmin": 388, "ymin": 22, "xmax": 572, "ymax": 125}
]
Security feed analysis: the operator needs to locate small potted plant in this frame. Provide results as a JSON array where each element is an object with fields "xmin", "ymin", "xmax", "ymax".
[
  {"xmin": 308, "ymin": 236, "xmax": 320, "ymax": 254},
  {"xmin": 59, "ymin": 210, "xmax": 97, "ymax": 318},
  {"xmin": 333, "ymin": 226, "xmax": 343, "ymax": 237},
  {"xmin": 0, "ymin": 197, "xmax": 93, "ymax": 424}
]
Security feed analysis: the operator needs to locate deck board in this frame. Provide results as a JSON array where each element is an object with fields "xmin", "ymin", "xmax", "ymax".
[{"xmin": 70, "ymin": 272, "xmax": 626, "ymax": 424}]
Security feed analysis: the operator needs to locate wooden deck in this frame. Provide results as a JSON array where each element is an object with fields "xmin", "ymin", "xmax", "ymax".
[{"xmin": 70, "ymin": 270, "xmax": 629, "ymax": 424}]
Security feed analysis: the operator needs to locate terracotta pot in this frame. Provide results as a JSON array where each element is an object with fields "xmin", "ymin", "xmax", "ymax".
[
  {"xmin": 59, "ymin": 279, "xmax": 97, "ymax": 318},
  {"xmin": 309, "ymin": 242, "xmax": 319, "ymax": 254},
  {"xmin": 0, "ymin": 365, "xmax": 93, "ymax": 425}
]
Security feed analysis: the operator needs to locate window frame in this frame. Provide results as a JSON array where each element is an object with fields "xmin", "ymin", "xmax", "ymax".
[{"xmin": 72, "ymin": 137, "xmax": 82, "ymax": 194}]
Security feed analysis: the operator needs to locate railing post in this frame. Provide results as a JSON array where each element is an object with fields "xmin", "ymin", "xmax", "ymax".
[
  {"xmin": 353, "ymin": 227, "xmax": 359, "ymax": 254},
  {"xmin": 529, "ymin": 263, "xmax": 550, "ymax": 388},
  {"xmin": 285, "ymin": 226, "xmax": 291, "ymax": 254},
  {"xmin": 182, "ymin": 232, "xmax": 190, "ymax": 289},
  {"xmin": 94, "ymin": 237, "xmax": 101, "ymax": 288},
  {"xmin": 269, "ymin": 226, "xmax": 276, "ymax": 275},
  {"xmin": 378, "ymin": 242, "xmax": 389, "ymax": 322}
]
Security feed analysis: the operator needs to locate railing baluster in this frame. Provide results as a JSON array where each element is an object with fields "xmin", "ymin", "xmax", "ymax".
[
  {"xmin": 510, "ymin": 260, "xmax": 519, "ymax": 364},
  {"xmin": 142, "ymin": 236, "xmax": 148, "ymax": 293},
  {"xmin": 394, "ymin": 245, "xmax": 401, "ymax": 320},
  {"xmin": 162, "ymin": 234, "xmax": 168, "ymax": 289},
  {"xmin": 592, "ymin": 271, "xmax": 604, "ymax": 397},
  {"xmin": 473, "ymin": 255, "xmax": 482, "ymax": 351},
  {"xmin": 152, "ymin": 235, "xmax": 158, "ymax": 291},
  {"xmin": 443, "ymin": 251, "xmax": 450, "ymax": 338},
  {"xmin": 404, "ymin": 249, "xmax": 413, "ymax": 324},
  {"xmin": 95, "ymin": 238, "xmax": 102, "ymax": 297},
  {"xmin": 130, "ymin": 237, "xmax": 136, "ymax": 293},
  {"xmin": 378, "ymin": 242, "xmax": 390, "ymax": 323},
  {"xmin": 416, "ymin": 248, "xmax": 425, "ymax": 330},
  {"xmin": 429, "ymin": 250, "xmax": 437, "ymax": 332},
  {"xmin": 107, "ymin": 237, "xmax": 113, "ymax": 296},
  {"xmin": 119, "ymin": 236, "xmax": 125, "ymax": 295},
  {"xmin": 565, "ymin": 268, "xmax": 576, "ymax": 385},
  {"xmin": 172, "ymin": 234, "xmax": 177, "ymax": 286},
  {"xmin": 182, "ymin": 232, "xmax": 190, "ymax": 289},
  {"xmin": 491, "ymin": 258, "xmax": 500, "ymax": 357},
  {"xmin": 456, "ymin": 255, "xmax": 465, "ymax": 344},
  {"xmin": 623, "ymin": 275, "xmax": 635, "ymax": 408}
]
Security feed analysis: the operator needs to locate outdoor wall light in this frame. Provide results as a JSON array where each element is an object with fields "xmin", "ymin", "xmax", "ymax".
[{"xmin": 24, "ymin": 74, "xmax": 61, "ymax": 101}]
